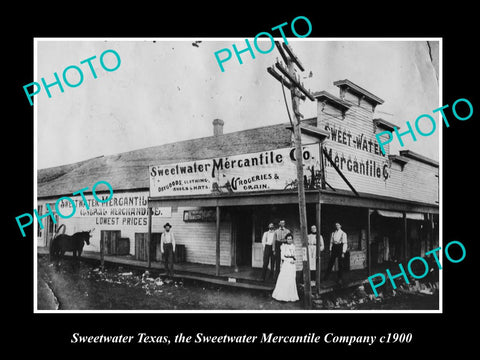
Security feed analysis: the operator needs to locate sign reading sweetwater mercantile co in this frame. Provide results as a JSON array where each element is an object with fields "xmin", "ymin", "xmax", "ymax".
[{"xmin": 149, "ymin": 144, "xmax": 321, "ymax": 197}]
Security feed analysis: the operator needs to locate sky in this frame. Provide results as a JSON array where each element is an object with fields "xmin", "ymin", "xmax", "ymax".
[{"xmin": 36, "ymin": 39, "xmax": 439, "ymax": 170}]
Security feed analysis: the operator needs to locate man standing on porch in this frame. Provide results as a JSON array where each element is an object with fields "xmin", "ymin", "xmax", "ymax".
[
  {"xmin": 160, "ymin": 223, "xmax": 176, "ymax": 278},
  {"xmin": 324, "ymin": 222, "xmax": 348, "ymax": 284},
  {"xmin": 261, "ymin": 223, "xmax": 276, "ymax": 281},
  {"xmin": 274, "ymin": 220, "xmax": 290, "ymax": 280},
  {"xmin": 308, "ymin": 225, "xmax": 324, "ymax": 279}
]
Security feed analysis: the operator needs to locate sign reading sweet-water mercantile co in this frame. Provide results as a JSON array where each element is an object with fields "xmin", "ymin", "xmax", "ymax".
[{"xmin": 149, "ymin": 144, "xmax": 322, "ymax": 197}]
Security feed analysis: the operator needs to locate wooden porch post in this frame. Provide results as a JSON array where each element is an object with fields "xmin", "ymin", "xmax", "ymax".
[
  {"xmin": 367, "ymin": 208, "xmax": 371, "ymax": 276},
  {"xmin": 100, "ymin": 231, "xmax": 105, "ymax": 268},
  {"xmin": 315, "ymin": 201, "xmax": 322, "ymax": 294},
  {"xmin": 147, "ymin": 206, "xmax": 152, "ymax": 269},
  {"xmin": 428, "ymin": 213, "xmax": 433, "ymax": 250},
  {"xmin": 403, "ymin": 212, "xmax": 408, "ymax": 261},
  {"xmin": 216, "ymin": 205, "xmax": 221, "ymax": 276},
  {"xmin": 232, "ymin": 212, "xmax": 238, "ymax": 272},
  {"xmin": 430, "ymin": 213, "xmax": 435, "ymax": 248}
]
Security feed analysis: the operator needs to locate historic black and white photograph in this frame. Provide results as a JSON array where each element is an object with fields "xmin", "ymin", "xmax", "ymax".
[{"xmin": 34, "ymin": 38, "xmax": 440, "ymax": 312}]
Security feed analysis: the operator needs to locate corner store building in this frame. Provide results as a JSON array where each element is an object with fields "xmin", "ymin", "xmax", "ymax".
[{"xmin": 37, "ymin": 79, "xmax": 439, "ymax": 283}]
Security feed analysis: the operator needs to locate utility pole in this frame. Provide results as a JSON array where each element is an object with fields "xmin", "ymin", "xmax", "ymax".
[{"xmin": 267, "ymin": 42, "xmax": 316, "ymax": 309}]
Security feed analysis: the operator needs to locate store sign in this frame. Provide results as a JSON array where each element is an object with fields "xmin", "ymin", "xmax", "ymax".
[
  {"xmin": 57, "ymin": 192, "xmax": 171, "ymax": 226},
  {"xmin": 323, "ymin": 124, "xmax": 390, "ymax": 181},
  {"xmin": 319, "ymin": 120, "xmax": 393, "ymax": 200},
  {"xmin": 149, "ymin": 144, "xmax": 321, "ymax": 197},
  {"xmin": 183, "ymin": 209, "xmax": 216, "ymax": 222}
]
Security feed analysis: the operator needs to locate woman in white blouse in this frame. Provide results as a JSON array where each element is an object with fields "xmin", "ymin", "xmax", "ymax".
[{"xmin": 272, "ymin": 233, "xmax": 299, "ymax": 302}]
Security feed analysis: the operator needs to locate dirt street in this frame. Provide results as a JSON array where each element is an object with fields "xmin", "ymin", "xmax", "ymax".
[
  {"xmin": 37, "ymin": 255, "xmax": 301, "ymax": 310},
  {"xmin": 37, "ymin": 254, "xmax": 438, "ymax": 311}
]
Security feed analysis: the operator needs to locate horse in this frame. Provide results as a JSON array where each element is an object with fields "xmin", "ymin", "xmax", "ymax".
[{"xmin": 50, "ymin": 228, "xmax": 94, "ymax": 262}]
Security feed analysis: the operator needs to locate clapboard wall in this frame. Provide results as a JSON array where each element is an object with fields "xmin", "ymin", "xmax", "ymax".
[
  {"xmin": 36, "ymin": 191, "xmax": 232, "ymax": 266},
  {"xmin": 315, "ymin": 88, "xmax": 438, "ymax": 205},
  {"xmin": 151, "ymin": 207, "xmax": 231, "ymax": 266}
]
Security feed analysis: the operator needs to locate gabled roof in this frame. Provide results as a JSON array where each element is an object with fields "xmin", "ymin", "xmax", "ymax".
[
  {"xmin": 286, "ymin": 123, "xmax": 330, "ymax": 139},
  {"xmin": 333, "ymin": 79, "xmax": 385, "ymax": 106},
  {"xmin": 373, "ymin": 118, "xmax": 398, "ymax": 132},
  {"xmin": 38, "ymin": 118, "xmax": 317, "ymax": 198},
  {"xmin": 314, "ymin": 90, "xmax": 351, "ymax": 112},
  {"xmin": 399, "ymin": 150, "xmax": 439, "ymax": 167}
]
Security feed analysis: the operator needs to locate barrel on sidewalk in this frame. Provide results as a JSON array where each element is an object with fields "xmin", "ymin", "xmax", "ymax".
[{"xmin": 174, "ymin": 244, "xmax": 186, "ymax": 263}]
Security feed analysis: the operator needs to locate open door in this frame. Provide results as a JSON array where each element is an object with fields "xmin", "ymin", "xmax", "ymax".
[
  {"xmin": 44, "ymin": 203, "xmax": 59, "ymax": 249},
  {"xmin": 233, "ymin": 208, "xmax": 253, "ymax": 267},
  {"xmin": 252, "ymin": 214, "xmax": 267, "ymax": 268},
  {"xmin": 37, "ymin": 205, "xmax": 45, "ymax": 247},
  {"xmin": 251, "ymin": 237, "xmax": 263, "ymax": 268}
]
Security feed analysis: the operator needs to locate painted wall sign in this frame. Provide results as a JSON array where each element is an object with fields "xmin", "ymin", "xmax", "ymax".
[
  {"xmin": 56, "ymin": 192, "xmax": 171, "ymax": 226},
  {"xmin": 149, "ymin": 143, "xmax": 321, "ymax": 197},
  {"xmin": 316, "ymin": 96, "xmax": 438, "ymax": 205},
  {"xmin": 17, "ymin": 180, "xmax": 113, "ymax": 237},
  {"xmin": 183, "ymin": 209, "xmax": 217, "ymax": 222},
  {"xmin": 323, "ymin": 123, "xmax": 390, "ymax": 181}
]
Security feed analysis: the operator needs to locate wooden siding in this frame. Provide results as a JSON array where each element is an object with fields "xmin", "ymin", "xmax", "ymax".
[
  {"xmin": 151, "ymin": 207, "xmax": 232, "ymax": 266},
  {"xmin": 36, "ymin": 192, "xmax": 232, "ymax": 267},
  {"xmin": 315, "ymin": 97, "xmax": 438, "ymax": 205}
]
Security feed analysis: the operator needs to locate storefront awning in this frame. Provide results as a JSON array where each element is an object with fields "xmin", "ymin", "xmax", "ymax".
[{"xmin": 376, "ymin": 209, "xmax": 425, "ymax": 220}]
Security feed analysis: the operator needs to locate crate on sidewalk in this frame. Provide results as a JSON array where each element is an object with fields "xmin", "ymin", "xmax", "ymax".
[
  {"xmin": 175, "ymin": 244, "xmax": 186, "ymax": 263},
  {"xmin": 135, "ymin": 233, "xmax": 148, "ymax": 261},
  {"xmin": 153, "ymin": 233, "xmax": 186, "ymax": 263},
  {"xmin": 136, "ymin": 233, "xmax": 163, "ymax": 261},
  {"xmin": 117, "ymin": 237, "xmax": 130, "ymax": 255},
  {"xmin": 101, "ymin": 230, "xmax": 121, "ymax": 255},
  {"xmin": 349, "ymin": 250, "xmax": 366, "ymax": 270}
]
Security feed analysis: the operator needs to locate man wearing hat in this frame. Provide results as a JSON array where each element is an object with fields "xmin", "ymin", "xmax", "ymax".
[
  {"xmin": 261, "ymin": 222, "xmax": 276, "ymax": 281},
  {"xmin": 160, "ymin": 223, "xmax": 176, "ymax": 277},
  {"xmin": 274, "ymin": 220, "xmax": 290, "ymax": 280}
]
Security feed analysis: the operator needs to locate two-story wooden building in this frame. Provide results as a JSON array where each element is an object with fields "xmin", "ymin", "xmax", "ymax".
[{"xmin": 37, "ymin": 79, "xmax": 439, "ymax": 281}]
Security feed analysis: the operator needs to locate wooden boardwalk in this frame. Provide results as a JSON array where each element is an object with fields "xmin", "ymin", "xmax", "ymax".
[{"xmin": 37, "ymin": 247, "xmax": 374, "ymax": 293}]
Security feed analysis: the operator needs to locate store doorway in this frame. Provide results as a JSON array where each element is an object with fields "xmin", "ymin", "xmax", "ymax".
[
  {"xmin": 232, "ymin": 204, "xmax": 301, "ymax": 269},
  {"xmin": 233, "ymin": 208, "xmax": 253, "ymax": 267},
  {"xmin": 43, "ymin": 203, "xmax": 58, "ymax": 249}
]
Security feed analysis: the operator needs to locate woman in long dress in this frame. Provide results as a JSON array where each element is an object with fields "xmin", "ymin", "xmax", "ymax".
[{"xmin": 272, "ymin": 233, "xmax": 299, "ymax": 302}]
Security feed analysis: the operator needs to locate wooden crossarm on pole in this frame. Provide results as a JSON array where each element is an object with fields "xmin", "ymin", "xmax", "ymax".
[
  {"xmin": 267, "ymin": 66, "xmax": 306, "ymax": 101},
  {"xmin": 275, "ymin": 62, "xmax": 316, "ymax": 101},
  {"xmin": 275, "ymin": 41, "xmax": 289, "ymax": 64},
  {"xmin": 267, "ymin": 66, "xmax": 293, "ymax": 90},
  {"xmin": 281, "ymin": 43, "xmax": 305, "ymax": 72}
]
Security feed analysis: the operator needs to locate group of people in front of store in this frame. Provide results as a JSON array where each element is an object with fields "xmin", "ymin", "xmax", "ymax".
[
  {"xmin": 262, "ymin": 220, "xmax": 348, "ymax": 302},
  {"xmin": 157, "ymin": 219, "xmax": 349, "ymax": 303}
]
